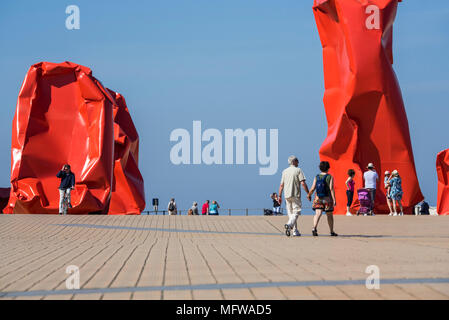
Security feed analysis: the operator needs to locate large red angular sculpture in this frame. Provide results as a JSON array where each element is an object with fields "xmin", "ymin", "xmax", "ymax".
[
  {"xmin": 313, "ymin": 0, "xmax": 423, "ymax": 214},
  {"xmin": 437, "ymin": 149, "xmax": 449, "ymax": 215},
  {"xmin": 108, "ymin": 89, "xmax": 145, "ymax": 215},
  {"xmin": 4, "ymin": 61, "xmax": 145, "ymax": 214}
]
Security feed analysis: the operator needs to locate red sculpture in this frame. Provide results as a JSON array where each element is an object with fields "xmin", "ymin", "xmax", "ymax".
[
  {"xmin": 108, "ymin": 89, "xmax": 145, "ymax": 215},
  {"xmin": 437, "ymin": 149, "xmax": 449, "ymax": 215},
  {"xmin": 4, "ymin": 61, "xmax": 145, "ymax": 214},
  {"xmin": 313, "ymin": 0, "xmax": 423, "ymax": 214}
]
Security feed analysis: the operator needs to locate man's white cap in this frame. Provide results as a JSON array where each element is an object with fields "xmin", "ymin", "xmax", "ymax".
[
  {"xmin": 367, "ymin": 163, "xmax": 374, "ymax": 168},
  {"xmin": 385, "ymin": 170, "xmax": 390, "ymax": 175},
  {"xmin": 392, "ymin": 169, "xmax": 399, "ymax": 176}
]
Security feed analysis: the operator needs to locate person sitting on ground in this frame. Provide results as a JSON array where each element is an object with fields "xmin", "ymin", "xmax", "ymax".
[
  {"xmin": 384, "ymin": 171, "xmax": 394, "ymax": 216},
  {"xmin": 56, "ymin": 164, "xmax": 75, "ymax": 214},
  {"xmin": 363, "ymin": 163, "xmax": 379, "ymax": 215},
  {"xmin": 209, "ymin": 201, "xmax": 219, "ymax": 215},
  {"xmin": 345, "ymin": 169, "xmax": 355, "ymax": 216},
  {"xmin": 307, "ymin": 161, "xmax": 338, "ymax": 237},
  {"xmin": 418, "ymin": 199, "xmax": 430, "ymax": 215},
  {"xmin": 388, "ymin": 170, "xmax": 404, "ymax": 216},
  {"xmin": 271, "ymin": 192, "xmax": 281, "ymax": 215},
  {"xmin": 167, "ymin": 198, "xmax": 177, "ymax": 215},
  {"xmin": 191, "ymin": 202, "xmax": 199, "ymax": 215},
  {"xmin": 202, "ymin": 200, "xmax": 210, "ymax": 215}
]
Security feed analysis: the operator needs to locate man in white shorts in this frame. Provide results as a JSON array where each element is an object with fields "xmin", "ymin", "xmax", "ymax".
[{"xmin": 278, "ymin": 156, "xmax": 310, "ymax": 237}]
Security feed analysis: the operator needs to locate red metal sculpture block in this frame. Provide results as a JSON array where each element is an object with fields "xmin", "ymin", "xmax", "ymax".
[
  {"xmin": 313, "ymin": 0, "xmax": 423, "ymax": 214},
  {"xmin": 108, "ymin": 89, "xmax": 145, "ymax": 215},
  {"xmin": 4, "ymin": 61, "xmax": 145, "ymax": 214},
  {"xmin": 437, "ymin": 149, "xmax": 449, "ymax": 215}
]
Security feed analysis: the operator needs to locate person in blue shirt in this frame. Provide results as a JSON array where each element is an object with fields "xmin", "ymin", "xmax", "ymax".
[
  {"xmin": 388, "ymin": 170, "xmax": 404, "ymax": 216},
  {"xmin": 209, "ymin": 201, "xmax": 220, "ymax": 215},
  {"xmin": 56, "ymin": 164, "xmax": 75, "ymax": 214}
]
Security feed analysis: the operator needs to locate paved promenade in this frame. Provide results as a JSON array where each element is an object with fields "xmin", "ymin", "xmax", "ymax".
[{"xmin": 0, "ymin": 214, "xmax": 448, "ymax": 300}]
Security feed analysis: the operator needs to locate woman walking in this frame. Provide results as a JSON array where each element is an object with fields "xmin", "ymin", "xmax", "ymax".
[
  {"xmin": 307, "ymin": 161, "xmax": 338, "ymax": 237},
  {"xmin": 388, "ymin": 170, "xmax": 404, "ymax": 216}
]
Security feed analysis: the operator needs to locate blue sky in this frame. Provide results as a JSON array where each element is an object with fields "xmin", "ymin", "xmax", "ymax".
[{"xmin": 0, "ymin": 1, "xmax": 448, "ymax": 213}]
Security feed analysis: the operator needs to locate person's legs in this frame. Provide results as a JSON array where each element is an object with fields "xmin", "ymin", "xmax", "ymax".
[
  {"xmin": 369, "ymin": 189, "xmax": 376, "ymax": 214},
  {"xmin": 346, "ymin": 190, "xmax": 353, "ymax": 216},
  {"xmin": 398, "ymin": 200, "xmax": 404, "ymax": 215},
  {"xmin": 313, "ymin": 209, "xmax": 322, "ymax": 231},
  {"xmin": 65, "ymin": 189, "xmax": 72, "ymax": 207},
  {"xmin": 392, "ymin": 199, "xmax": 398, "ymax": 215},
  {"xmin": 58, "ymin": 189, "xmax": 65, "ymax": 214},
  {"xmin": 284, "ymin": 198, "xmax": 293, "ymax": 236},
  {"xmin": 291, "ymin": 198, "xmax": 301, "ymax": 235},
  {"xmin": 386, "ymin": 195, "xmax": 393, "ymax": 215},
  {"xmin": 326, "ymin": 212, "xmax": 334, "ymax": 233}
]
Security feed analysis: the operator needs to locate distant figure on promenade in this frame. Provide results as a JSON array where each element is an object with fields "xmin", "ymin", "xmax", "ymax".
[
  {"xmin": 308, "ymin": 161, "xmax": 338, "ymax": 237},
  {"xmin": 187, "ymin": 208, "xmax": 194, "ymax": 215},
  {"xmin": 191, "ymin": 202, "xmax": 199, "ymax": 215},
  {"xmin": 56, "ymin": 164, "xmax": 75, "ymax": 215},
  {"xmin": 363, "ymin": 163, "xmax": 378, "ymax": 215},
  {"xmin": 202, "ymin": 200, "xmax": 210, "ymax": 215},
  {"xmin": 388, "ymin": 170, "xmax": 404, "ymax": 216},
  {"xmin": 417, "ymin": 199, "xmax": 430, "ymax": 215},
  {"xmin": 167, "ymin": 198, "xmax": 177, "ymax": 215},
  {"xmin": 209, "ymin": 201, "xmax": 220, "ymax": 215},
  {"xmin": 384, "ymin": 171, "xmax": 394, "ymax": 215},
  {"xmin": 345, "ymin": 169, "xmax": 355, "ymax": 216},
  {"xmin": 271, "ymin": 192, "xmax": 281, "ymax": 215},
  {"xmin": 278, "ymin": 155, "xmax": 309, "ymax": 237}
]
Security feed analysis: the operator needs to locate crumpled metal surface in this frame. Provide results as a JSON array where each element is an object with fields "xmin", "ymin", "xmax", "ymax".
[
  {"xmin": 436, "ymin": 149, "xmax": 449, "ymax": 215},
  {"xmin": 313, "ymin": 0, "xmax": 423, "ymax": 214},
  {"xmin": 108, "ymin": 89, "xmax": 145, "ymax": 215},
  {"xmin": 4, "ymin": 61, "xmax": 145, "ymax": 214}
]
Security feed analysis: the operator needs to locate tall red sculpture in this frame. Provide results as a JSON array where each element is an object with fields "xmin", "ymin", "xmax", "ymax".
[
  {"xmin": 4, "ymin": 61, "xmax": 145, "ymax": 214},
  {"xmin": 437, "ymin": 149, "xmax": 449, "ymax": 215},
  {"xmin": 313, "ymin": 0, "xmax": 423, "ymax": 214}
]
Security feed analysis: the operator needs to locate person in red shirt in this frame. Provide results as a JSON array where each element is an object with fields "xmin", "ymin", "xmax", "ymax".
[{"xmin": 202, "ymin": 200, "xmax": 210, "ymax": 215}]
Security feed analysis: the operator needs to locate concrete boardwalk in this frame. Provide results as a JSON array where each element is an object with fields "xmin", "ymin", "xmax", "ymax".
[{"xmin": 0, "ymin": 214, "xmax": 448, "ymax": 300}]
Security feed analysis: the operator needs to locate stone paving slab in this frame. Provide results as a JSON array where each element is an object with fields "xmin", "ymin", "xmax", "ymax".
[{"xmin": 0, "ymin": 214, "xmax": 448, "ymax": 300}]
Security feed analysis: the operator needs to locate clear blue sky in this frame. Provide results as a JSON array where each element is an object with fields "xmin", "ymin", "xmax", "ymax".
[{"xmin": 0, "ymin": 1, "xmax": 448, "ymax": 213}]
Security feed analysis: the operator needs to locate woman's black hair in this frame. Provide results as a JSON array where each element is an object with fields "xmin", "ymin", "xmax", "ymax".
[
  {"xmin": 319, "ymin": 161, "xmax": 330, "ymax": 172},
  {"xmin": 348, "ymin": 169, "xmax": 355, "ymax": 177}
]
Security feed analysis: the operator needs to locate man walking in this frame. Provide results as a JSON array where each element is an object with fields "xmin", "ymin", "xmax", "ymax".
[
  {"xmin": 363, "ymin": 163, "xmax": 379, "ymax": 215},
  {"xmin": 278, "ymin": 156, "xmax": 310, "ymax": 237},
  {"xmin": 56, "ymin": 164, "xmax": 75, "ymax": 214}
]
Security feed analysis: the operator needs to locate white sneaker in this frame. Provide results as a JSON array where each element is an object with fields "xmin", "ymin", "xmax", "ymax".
[
  {"xmin": 400, "ymin": 212, "xmax": 404, "ymax": 216},
  {"xmin": 292, "ymin": 230, "xmax": 301, "ymax": 237},
  {"xmin": 388, "ymin": 212, "xmax": 393, "ymax": 216},
  {"xmin": 393, "ymin": 212, "xmax": 398, "ymax": 216},
  {"xmin": 346, "ymin": 212, "xmax": 352, "ymax": 216}
]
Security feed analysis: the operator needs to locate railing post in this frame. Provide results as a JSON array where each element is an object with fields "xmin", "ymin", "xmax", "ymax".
[
  {"xmin": 228, "ymin": 209, "xmax": 231, "ymax": 216},
  {"xmin": 246, "ymin": 208, "xmax": 248, "ymax": 216},
  {"xmin": 163, "ymin": 210, "xmax": 166, "ymax": 215}
]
